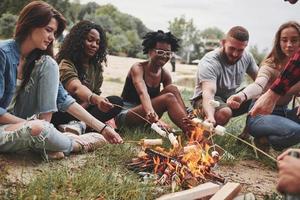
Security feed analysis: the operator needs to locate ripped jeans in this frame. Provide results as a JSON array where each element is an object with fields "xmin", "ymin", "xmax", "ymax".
[{"xmin": 0, "ymin": 121, "xmax": 73, "ymax": 155}]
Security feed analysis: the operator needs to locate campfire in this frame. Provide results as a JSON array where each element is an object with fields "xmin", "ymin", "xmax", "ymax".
[{"xmin": 126, "ymin": 117, "xmax": 225, "ymax": 190}]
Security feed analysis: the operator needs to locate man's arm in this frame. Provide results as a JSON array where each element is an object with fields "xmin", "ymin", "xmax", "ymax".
[{"xmin": 201, "ymin": 81, "xmax": 217, "ymax": 125}]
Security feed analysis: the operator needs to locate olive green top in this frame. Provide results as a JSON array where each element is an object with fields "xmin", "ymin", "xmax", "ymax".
[{"xmin": 59, "ymin": 59, "xmax": 103, "ymax": 103}]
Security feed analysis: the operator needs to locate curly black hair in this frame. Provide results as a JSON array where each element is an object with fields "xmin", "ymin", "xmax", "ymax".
[
  {"xmin": 56, "ymin": 20, "xmax": 107, "ymax": 78},
  {"xmin": 142, "ymin": 30, "xmax": 180, "ymax": 54}
]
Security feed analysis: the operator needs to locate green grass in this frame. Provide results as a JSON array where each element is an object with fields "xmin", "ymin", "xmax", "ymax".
[{"xmin": 0, "ymin": 89, "xmax": 280, "ymax": 199}]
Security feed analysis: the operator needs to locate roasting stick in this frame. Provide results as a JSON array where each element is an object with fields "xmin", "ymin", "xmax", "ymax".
[
  {"xmin": 113, "ymin": 103, "xmax": 170, "ymax": 134},
  {"xmin": 225, "ymin": 131, "xmax": 276, "ymax": 162},
  {"xmin": 194, "ymin": 119, "xmax": 277, "ymax": 162},
  {"xmin": 112, "ymin": 104, "xmax": 178, "ymax": 147}
]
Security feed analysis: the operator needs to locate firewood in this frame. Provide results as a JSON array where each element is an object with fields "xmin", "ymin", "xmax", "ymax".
[
  {"xmin": 210, "ymin": 182, "xmax": 241, "ymax": 200},
  {"xmin": 157, "ymin": 182, "xmax": 220, "ymax": 200}
]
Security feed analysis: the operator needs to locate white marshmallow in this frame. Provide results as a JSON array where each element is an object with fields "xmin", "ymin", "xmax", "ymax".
[
  {"xmin": 151, "ymin": 123, "xmax": 167, "ymax": 137},
  {"xmin": 211, "ymin": 151, "xmax": 219, "ymax": 158},
  {"xmin": 142, "ymin": 139, "xmax": 163, "ymax": 146},
  {"xmin": 214, "ymin": 125, "xmax": 226, "ymax": 136},
  {"xmin": 168, "ymin": 133, "xmax": 179, "ymax": 148},
  {"xmin": 202, "ymin": 121, "xmax": 214, "ymax": 131},
  {"xmin": 191, "ymin": 118, "xmax": 203, "ymax": 125}
]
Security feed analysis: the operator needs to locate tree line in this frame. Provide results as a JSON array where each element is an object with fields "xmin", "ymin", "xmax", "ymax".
[{"xmin": 0, "ymin": 0, "xmax": 266, "ymax": 64}]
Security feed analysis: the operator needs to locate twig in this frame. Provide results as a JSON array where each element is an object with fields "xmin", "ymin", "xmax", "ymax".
[{"xmin": 225, "ymin": 131, "xmax": 276, "ymax": 162}]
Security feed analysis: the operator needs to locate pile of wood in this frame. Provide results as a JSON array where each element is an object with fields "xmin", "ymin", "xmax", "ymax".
[{"xmin": 126, "ymin": 147, "xmax": 224, "ymax": 188}]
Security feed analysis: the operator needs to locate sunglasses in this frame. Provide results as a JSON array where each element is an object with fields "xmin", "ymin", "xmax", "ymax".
[{"xmin": 154, "ymin": 49, "xmax": 172, "ymax": 57}]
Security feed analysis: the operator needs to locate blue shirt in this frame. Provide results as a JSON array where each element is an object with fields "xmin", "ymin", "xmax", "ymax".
[{"xmin": 0, "ymin": 39, "xmax": 75, "ymax": 116}]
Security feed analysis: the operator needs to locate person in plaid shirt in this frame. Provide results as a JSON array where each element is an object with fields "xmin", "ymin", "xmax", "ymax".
[{"xmin": 249, "ymin": 49, "xmax": 300, "ymax": 116}]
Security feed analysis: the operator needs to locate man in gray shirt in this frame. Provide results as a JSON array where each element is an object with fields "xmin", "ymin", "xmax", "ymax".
[{"xmin": 191, "ymin": 26, "xmax": 258, "ymax": 126}]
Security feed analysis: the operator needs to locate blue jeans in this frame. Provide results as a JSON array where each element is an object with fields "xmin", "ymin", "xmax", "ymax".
[
  {"xmin": 247, "ymin": 102, "xmax": 300, "ymax": 150},
  {"xmin": 0, "ymin": 121, "xmax": 73, "ymax": 155},
  {"xmin": 1, "ymin": 55, "xmax": 74, "ymax": 155}
]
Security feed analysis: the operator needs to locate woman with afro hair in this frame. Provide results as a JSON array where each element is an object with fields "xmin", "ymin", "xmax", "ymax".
[
  {"xmin": 117, "ymin": 30, "xmax": 190, "ymax": 134},
  {"xmin": 52, "ymin": 20, "xmax": 123, "ymax": 133}
]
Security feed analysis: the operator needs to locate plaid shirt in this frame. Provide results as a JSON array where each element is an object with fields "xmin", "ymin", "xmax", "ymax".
[{"xmin": 270, "ymin": 49, "xmax": 300, "ymax": 95}]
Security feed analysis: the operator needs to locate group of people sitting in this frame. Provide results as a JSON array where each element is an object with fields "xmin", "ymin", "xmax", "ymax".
[{"xmin": 0, "ymin": 0, "xmax": 300, "ymax": 195}]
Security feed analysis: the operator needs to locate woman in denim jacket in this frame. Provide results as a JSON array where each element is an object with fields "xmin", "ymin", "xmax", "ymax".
[{"xmin": 0, "ymin": 1, "xmax": 122, "ymax": 159}]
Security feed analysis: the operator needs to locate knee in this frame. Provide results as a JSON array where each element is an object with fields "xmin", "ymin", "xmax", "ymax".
[
  {"xmin": 215, "ymin": 107, "xmax": 232, "ymax": 125},
  {"xmin": 163, "ymin": 84, "xmax": 180, "ymax": 95},
  {"xmin": 27, "ymin": 120, "xmax": 49, "ymax": 136},
  {"xmin": 162, "ymin": 92, "xmax": 177, "ymax": 104}
]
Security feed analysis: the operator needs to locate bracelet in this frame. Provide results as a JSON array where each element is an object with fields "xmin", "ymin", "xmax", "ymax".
[
  {"xmin": 99, "ymin": 124, "xmax": 107, "ymax": 134},
  {"xmin": 241, "ymin": 91, "xmax": 248, "ymax": 101},
  {"xmin": 87, "ymin": 93, "xmax": 96, "ymax": 105}
]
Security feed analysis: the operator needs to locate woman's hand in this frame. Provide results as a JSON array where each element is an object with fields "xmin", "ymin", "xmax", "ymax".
[
  {"xmin": 101, "ymin": 125, "xmax": 123, "ymax": 144},
  {"xmin": 146, "ymin": 111, "xmax": 159, "ymax": 123},
  {"xmin": 227, "ymin": 92, "xmax": 245, "ymax": 109},
  {"xmin": 93, "ymin": 95, "xmax": 113, "ymax": 112}
]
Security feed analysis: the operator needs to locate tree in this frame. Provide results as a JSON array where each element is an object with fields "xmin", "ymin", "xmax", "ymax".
[
  {"xmin": 0, "ymin": 13, "xmax": 17, "ymax": 38},
  {"xmin": 168, "ymin": 16, "xmax": 201, "ymax": 63},
  {"xmin": 78, "ymin": 2, "xmax": 100, "ymax": 20},
  {"xmin": 249, "ymin": 45, "xmax": 268, "ymax": 65},
  {"xmin": 200, "ymin": 27, "xmax": 225, "ymax": 40}
]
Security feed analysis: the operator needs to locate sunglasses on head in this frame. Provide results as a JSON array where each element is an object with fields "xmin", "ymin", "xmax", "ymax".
[{"xmin": 154, "ymin": 49, "xmax": 172, "ymax": 57}]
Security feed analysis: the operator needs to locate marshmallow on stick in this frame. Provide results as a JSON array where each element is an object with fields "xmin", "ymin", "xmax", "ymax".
[
  {"xmin": 141, "ymin": 139, "xmax": 163, "ymax": 146},
  {"xmin": 151, "ymin": 123, "xmax": 167, "ymax": 137},
  {"xmin": 168, "ymin": 133, "xmax": 179, "ymax": 148},
  {"xmin": 214, "ymin": 125, "xmax": 226, "ymax": 136},
  {"xmin": 191, "ymin": 118, "xmax": 203, "ymax": 125},
  {"xmin": 202, "ymin": 121, "xmax": 214, "ymax": 131}
]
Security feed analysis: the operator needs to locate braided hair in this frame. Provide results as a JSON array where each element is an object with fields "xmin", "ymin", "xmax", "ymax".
[
  {"xmin": 142, "ymin": 30, "xmax": 180, "ymax": 54},
  {"xmin": 56, "ymin": 20, "xmax": 107, "ymax": 80}
]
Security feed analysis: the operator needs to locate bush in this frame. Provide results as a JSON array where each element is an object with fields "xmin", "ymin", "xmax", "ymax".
[{"xmin": 0, "ymin": 12, "xmax": 17, "ymax": 38}]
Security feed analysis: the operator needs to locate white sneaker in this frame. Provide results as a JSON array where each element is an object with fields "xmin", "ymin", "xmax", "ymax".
[
  {"xmin": 64, "ymin": 132, "xmax": 107, "ymax": 152},
  {"xmin": 58, "ymin": 121, "xmax": 86, "ymax": 135}
]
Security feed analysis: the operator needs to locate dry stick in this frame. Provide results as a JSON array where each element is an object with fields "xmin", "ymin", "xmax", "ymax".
[
  {"xmin": 225, "ymin": 131, "xmax": 277, "ymax": 162},
  {"xmin": 206, "ymin": 128, "xmax": 276, "ymax": 162}
]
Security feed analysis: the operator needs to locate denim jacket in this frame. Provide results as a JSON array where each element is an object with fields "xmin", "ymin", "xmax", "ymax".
[{"xmin": 0, "ymin": 39, "xmax": 75, "ymax": 116}]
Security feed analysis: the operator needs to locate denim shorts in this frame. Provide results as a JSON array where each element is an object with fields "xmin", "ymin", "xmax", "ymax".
[{"xmin": 115, "ymin": 101, "xmax": 138, "ymax": 127}]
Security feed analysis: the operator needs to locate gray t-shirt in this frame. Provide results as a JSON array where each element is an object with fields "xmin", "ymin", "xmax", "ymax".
[{"xmin": 192, "ymin": 48, "xmax": 258, "ymax": 100}]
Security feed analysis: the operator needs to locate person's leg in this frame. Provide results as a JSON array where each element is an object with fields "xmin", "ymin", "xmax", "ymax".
[
  {"xmin": 0, "ymin": 120, "xmax": 73, "ymax": 154},
  {"xmin": 214, "ymin": 107, "xmax": 232, "ymax": 125},
  {"xmin": 160, "ymin": 85, "xmax": 186, "ymax": 110},
  {"xmin": 13, "ymin": 56, "xmax": 59, "ymax": 119},
  {"xmin": 248, "ymin": 110, "xmax": 300, "ymax": 150},
  {"xmin": 125, "ymin": 92, "xmax": 188, "ymax": 132},
  {"xmin": 192, "ymin": 95, "xmax": 232, "ymax": 125},
  {"xmin": 87, "ymin": 95, "xmax": 123, "ymax": 122},
  {"xmin": 51, "ymin": 111, "xmax": 77, "ymax": 127}
]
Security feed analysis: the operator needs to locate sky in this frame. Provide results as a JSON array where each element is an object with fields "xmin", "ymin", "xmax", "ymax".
[{"xmin": 79, "ymin": 0, "xmax": 300, "ymax": 51}]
